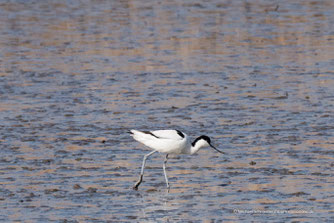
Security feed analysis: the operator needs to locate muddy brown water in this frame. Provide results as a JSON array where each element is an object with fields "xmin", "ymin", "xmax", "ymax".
[{"xmin": 0, "ymin": 0, "xmax": 333, "ymax": 222}]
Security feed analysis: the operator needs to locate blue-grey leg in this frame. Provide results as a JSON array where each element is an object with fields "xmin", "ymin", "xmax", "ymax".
[
  {"xmin": 163, "ymin": 154, "xmax": 170, "ymax": 190},
  {"xmin": 133, "ymin": 150, "xmax": 157, "ymax": 190}
]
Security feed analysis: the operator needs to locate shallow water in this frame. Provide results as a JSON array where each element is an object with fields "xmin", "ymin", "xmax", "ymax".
[{"xmin": 0, "ymin": 0, "xmax": 334, "ymax": 222}]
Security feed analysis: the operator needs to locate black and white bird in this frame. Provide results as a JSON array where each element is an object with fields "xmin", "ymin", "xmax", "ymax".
[{"xmin": 129, "ymin": 129, "xmax": 224, "ymax": 190}]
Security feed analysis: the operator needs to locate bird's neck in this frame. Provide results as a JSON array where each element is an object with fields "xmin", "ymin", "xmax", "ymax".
[{"xmin": 190, "ymin": 143, "xmax": 202, "ymax": 155}]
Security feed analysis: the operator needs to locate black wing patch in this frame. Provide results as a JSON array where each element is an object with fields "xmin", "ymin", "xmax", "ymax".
[
  {"xmin": 176, "ymin": 130, "xmax": 185, "ymax": 138},
  {"xmin": 143, "ymin": 131, "xmax": 159, "ymax": 138}
]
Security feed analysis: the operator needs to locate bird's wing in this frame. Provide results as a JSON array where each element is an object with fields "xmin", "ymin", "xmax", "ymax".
[{"xmin": 151, "ymin": 130, "xmax": 186, "ymax": 140}]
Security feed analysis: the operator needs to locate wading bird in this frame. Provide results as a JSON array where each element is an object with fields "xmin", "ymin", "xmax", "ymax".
[{"xmin": 129, "ymin": 129, "xmax": 224, "ymax": 190}]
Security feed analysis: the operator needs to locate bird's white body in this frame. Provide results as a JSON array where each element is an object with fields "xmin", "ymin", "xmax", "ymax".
[
  {"xmin": 130, "ymin": 129, "xmax": 224, "ymax": 190},
  {"xmin": 130, "ymin": 129, "xmax": 195, "ymax": 154},
  {"xmin": 130, "ymin": 129, "xmax": 214, "ymax": 155}
]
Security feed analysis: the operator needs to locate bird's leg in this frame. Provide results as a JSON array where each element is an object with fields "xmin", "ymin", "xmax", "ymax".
[
  {"xmin": 163, "ymin": 154, "xmax": 170, "ymax": 190},
  {"xmin": 133, "ymin": 150, "xmax": 156, "ymax": 190}
]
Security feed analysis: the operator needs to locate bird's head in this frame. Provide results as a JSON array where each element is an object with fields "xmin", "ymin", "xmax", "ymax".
[{"xmin": 192, "ymin": 135, "xmax": 225, "ymax": 154}]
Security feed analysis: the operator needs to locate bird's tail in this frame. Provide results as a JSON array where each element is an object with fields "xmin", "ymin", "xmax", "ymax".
[
  {"xmin": 129, "ymin": 129, "xmax": 154, "ymax": 141},
  {"xmin": 129, "ymin": 129, "xmax": 142, "ymax": 135}
]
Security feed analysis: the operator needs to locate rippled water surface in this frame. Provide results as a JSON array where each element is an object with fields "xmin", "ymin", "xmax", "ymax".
[{"xmin": 1, "ymin": 0, "xmax": 334, "ymax": 222}]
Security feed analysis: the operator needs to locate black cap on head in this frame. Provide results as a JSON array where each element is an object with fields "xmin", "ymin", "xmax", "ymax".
[
  {"xmin": 192, "ymin": 135, "xmax": 224, "ymax": 154},
  {"xmin": 200, "ymin": 135, "xmax": 211, "ymax": 144},
  {"xmin": 192, "ymin": 135, "xmax": 211, "ymax": 146}
]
